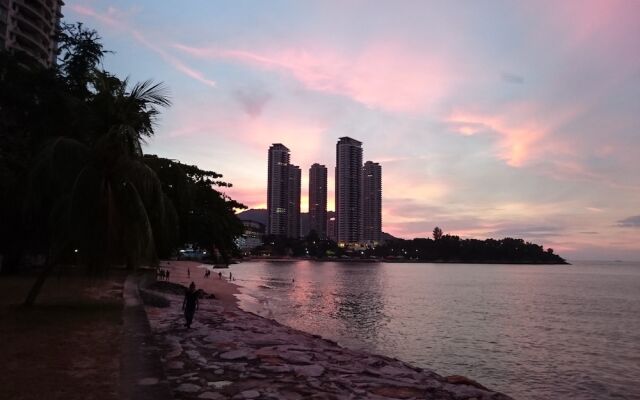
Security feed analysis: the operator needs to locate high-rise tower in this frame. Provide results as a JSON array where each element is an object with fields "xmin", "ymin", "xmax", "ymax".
[
  {"xmin": 267, "ymin": 144, "xmax": 300, "ymax": 238},
  {"xmin": 335, "ymin": 137, "xmax": 363, "ymax": 245},
  {"xmin": 309, "ymin": 163, "xmax": 327, "ymax": 239},
  {"xmin": 361, "ymin": 161, "xmax": 382, "ymax": 244},
  {"xmin": 287, "ymin": 164, "xmax": 301, "ymax": 238},
  {"xmin": 0, "ymin": 0, "xmax": 64, "ymax": 67},
  {"xmin": 267, "ymin": 144, "xmax": 290, "ymax": 236}
]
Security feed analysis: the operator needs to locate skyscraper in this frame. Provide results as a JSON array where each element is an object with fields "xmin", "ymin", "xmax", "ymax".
[
  {"xmin": 0, "ymin": 0, "xmax": 64, "ymax": 67},
  {"xmin": 361, "ymin": 161, "xmax": 382, "ymax": 244},
  {"xmin": 309, "ymin": 163, "xmax": 327, "ymax": 239},
  {"xmin": 287, "ymin": 164, "xmax": 301, "ymax": 238},
  {"xmin": 267, "ymin": 144, "xmax": 300, "ymax": 238},
  {"xmin": 267, "ymin": 144, "xmax": 290, "ymax": 236},
  {"xmin": 335, "ymin": 137, "xmax": 363, "ymax": 245},
  {"xmin": 326, "ymin": 212, "xmax": 337, "ymax": 242}
]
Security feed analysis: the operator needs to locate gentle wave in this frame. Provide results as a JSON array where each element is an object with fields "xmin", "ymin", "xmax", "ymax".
[{"xmin": 231, "ymin": 261, "xmax": 640, "ymax": 400}]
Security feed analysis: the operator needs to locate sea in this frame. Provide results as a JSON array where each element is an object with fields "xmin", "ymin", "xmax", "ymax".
[{"xmin": 227, "ymin": 260, "xmax": 640, "ymax": 400}]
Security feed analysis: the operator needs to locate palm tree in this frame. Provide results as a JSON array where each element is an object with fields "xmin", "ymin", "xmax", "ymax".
[{"xmin": 23, "ymin": 77, "xmax": 172, "ymax": 305}]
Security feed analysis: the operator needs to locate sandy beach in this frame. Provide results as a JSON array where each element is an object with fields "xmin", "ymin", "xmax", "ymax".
[{"xmin": 160, "ymin": 260, "xmax": 240, "ymax": 309}]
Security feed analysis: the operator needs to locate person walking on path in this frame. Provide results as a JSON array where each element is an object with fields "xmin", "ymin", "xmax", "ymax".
[{"xmin": 182, "ymin": 282, "xmax": 199, "ymax": 328}]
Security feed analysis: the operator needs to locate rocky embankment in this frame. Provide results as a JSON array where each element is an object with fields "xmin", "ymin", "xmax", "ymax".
[{"xmin": 143, "ymin": 284, "xmax": 512, "ymax": 400}]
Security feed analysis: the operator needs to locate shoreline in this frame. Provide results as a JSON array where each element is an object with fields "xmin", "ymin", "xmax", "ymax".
[
  {"xmin": 239, "ymin": 257, "xmax": 569, "ymax": 265},
  {"xmin": 147, "ymin": 260, "xmax": 512, "ymax": 399}
]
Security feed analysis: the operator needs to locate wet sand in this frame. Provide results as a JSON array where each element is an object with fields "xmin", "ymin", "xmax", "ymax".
[{"xmin": 160, "ymin": 260, "xmax": 239, "ymax": 310}]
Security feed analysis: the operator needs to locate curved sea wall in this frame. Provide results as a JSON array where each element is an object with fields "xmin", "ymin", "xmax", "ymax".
[{"xmin": 143, "ymin": 285, "xmax": 512, "ymax": 400}]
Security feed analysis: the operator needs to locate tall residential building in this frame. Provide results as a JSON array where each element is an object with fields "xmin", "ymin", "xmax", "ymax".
[
  {"xmin": 0, "ymin": 0, "xmax": 64, "ymax": 67},
  {"xmin": 267, "ymin": 144, "xmax": 300, "ymax": 238},
  {"xmin": 267, "ymin": 144, "xmax": 290, "ymax": 236},
  {"xmin": 335, "ymin": 137, "xmax": 363, "ymax": 245},
  {"xmin": 326, "ymin": 211, "xmax": 337, "ymax": 242},
  {"xmin": 308, "ymin": 163, "xmax": 327, "ymax": 239},
  {"xmin": 287, "ymin": 164, "xmax": 301, "ymax": 238},
  {"xmin": 361, "ymin": 161, "xmax": 382, "ymax": 244}
]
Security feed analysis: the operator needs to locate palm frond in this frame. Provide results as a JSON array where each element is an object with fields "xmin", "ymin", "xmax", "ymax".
[{"xmin": 129, "ymin": 80, "xmax": 171, "ymax": 108}]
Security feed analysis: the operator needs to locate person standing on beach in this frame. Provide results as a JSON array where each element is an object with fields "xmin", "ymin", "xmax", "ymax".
[{"xmin": 182, "ymin": 282, "xmax": 199, "ymax": 328}]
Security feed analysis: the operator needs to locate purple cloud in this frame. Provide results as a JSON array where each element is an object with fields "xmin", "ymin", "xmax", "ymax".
[{"xmin": 617, "ymin": 215, "xmax": 640, "ymax": 228}]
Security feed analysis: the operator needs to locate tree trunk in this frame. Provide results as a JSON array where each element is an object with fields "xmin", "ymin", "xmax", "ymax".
[{"xmin": 23, "ymin": 261, "xmax": 54, "ymax": 306}]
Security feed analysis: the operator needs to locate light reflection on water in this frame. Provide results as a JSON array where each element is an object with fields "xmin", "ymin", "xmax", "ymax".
[{"xmin": 229, "ymin": 261, "xmax": 640, "ymax": 400}]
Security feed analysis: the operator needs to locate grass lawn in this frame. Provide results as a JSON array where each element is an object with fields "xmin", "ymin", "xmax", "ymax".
[{"xmin": 0, "ymin": 270, "xmax": 126, "ymax": 400}]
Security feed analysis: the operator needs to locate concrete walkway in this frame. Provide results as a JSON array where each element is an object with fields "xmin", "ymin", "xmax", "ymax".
[{"xmin": 120, "ymin": 273, "xmax": 173, "ymax": 400}]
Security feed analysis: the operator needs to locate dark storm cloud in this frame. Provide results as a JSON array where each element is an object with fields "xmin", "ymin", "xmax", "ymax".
[
  {"xmin": 617, "ymin": 215, "xmax": 640, "ymax": 228},
  {"xmin": 234, "ymin": 86, "xmax": 272, "ymax": 118},
  {"xmin": 501, "ymin": 72, "xmax": 525, "ymax": 84},
  {"xmin": 487, "ymin": 225, "xmax": 563, "ymax": 239}
]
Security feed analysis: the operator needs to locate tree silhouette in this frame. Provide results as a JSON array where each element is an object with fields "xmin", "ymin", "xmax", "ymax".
[
  {"xmin": 374, "ymin": 236, "xmax": 566, "ymax": 264},
  {"xmin": 433, "ymin": 226, "xmax": 443, "ymax": 240},
  {"xmin": 0, "ymin": 23, "xmax": 246, "ymax": 304}
]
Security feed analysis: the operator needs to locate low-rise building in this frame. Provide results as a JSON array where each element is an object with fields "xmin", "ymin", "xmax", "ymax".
[{"xmin": 236, "ymin": 220, "xmax": 265, "ymax": 253}]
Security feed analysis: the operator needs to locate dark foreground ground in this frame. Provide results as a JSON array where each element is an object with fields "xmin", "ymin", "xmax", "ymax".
[
  {"xmin": 0, "ymin": 262, "xmax": 512, "ymax": 400},
  {"xmin": 0, "ymin": 272, "xmax": 125, "ymax": 400}
]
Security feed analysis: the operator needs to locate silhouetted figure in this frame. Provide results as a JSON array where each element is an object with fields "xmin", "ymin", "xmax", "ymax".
[
  {"xmin": 229, "ymin": 272, "xmax": 233, "ymax": 281},
  {"xmin": 166, "ymin": 270, "xmax": 170, "ymax": 281},
  {"xmin": 182, "ymin": 282, "xmax": 199, "ymax": 329},
  {"xmin": 218, "ymin": 272, "xmax": 222, "ymax": 279},
  {"xmin": 188, "ymin": 268, "xmax": 190, "ymax": 278}
]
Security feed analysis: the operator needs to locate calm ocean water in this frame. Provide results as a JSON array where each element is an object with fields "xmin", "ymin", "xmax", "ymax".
[{"xmin": 228, "ymin": 261, "xmax": 640, "ymax": 400}]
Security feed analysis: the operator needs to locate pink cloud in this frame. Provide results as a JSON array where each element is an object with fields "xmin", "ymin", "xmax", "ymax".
[
  {"xmin": 447, "ymin": 112, "xmax": 546, "ymax": 167},
  {"xmin": 167, "ymin": 104, "xmax": 328, "ymax": 159},
  {"xmin": 224, "ymin": 186, "xmax": 265, "ymax": 210},
  {"xmin": 537, "ymin": 0, "xmax": 640, "ymax": 54},
  {"xmin": 446, "ymin": 101, "xmax": 582, "ymax": 168},
  {"xmin": 70, "ymin": 4, "xmax": 216, "ymax": 87},
  {"xmin": 173, "ymin": 43, "xmax": 461, "ymax": 113}
]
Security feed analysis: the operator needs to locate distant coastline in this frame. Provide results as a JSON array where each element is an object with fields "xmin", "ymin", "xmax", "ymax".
[
  {"xmin": 239, "ymin": 256, "xmax": 570, "ymax": 265},
  {"xmin": 236, "ymin": 209, "xmax": 568, "ymax": 265}
]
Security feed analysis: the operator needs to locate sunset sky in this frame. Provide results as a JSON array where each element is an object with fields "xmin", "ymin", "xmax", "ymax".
[{"xmin": 65, "ymin": 1, "xmax": 640, "ymax": 260}]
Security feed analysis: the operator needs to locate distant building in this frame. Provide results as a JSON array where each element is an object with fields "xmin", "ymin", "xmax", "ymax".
[
  {"xmin": 266, "ymin": 144, "xmax": 300, "ymax": 238},
  {"xmin": 267, "ymin": 144, "xmax": 290, "ymax": 236},
  {"xmin": 287, "ymin": 164, "xmax": 301, "ymax": 238},
  {"xmin": 0, "ymin": 0, "xmax": 64, "ymax": 67},
  {"xmin": 236, "ymin": 220, "xmax": 265, "ymax": 253},
  {"xmin": 309, "ymin": 163, "xmax": 327, "ymax": 239},
  {"xmin": 326, "ymin": 212, "xmax": 337, "ymax": 242},
  {"xmin": 299, "ymin": 212, "xmax": 310, "ymax": 238},
  {"xmin": 335, "ymin": 137, "xmax": 363, "ymax": 246},
  {"xmin": 361, "ymin": 161, "xmax": 382, "ymax": 245}
]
